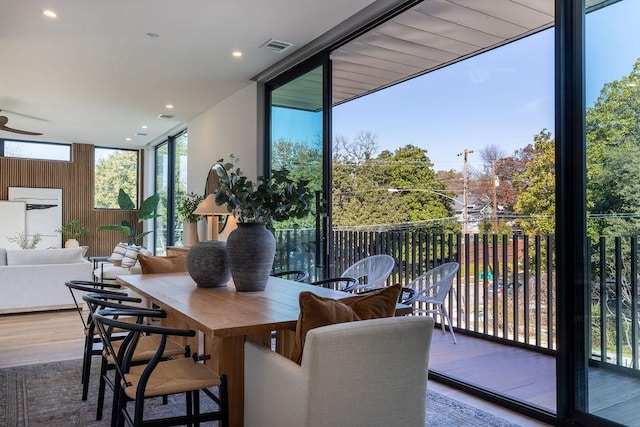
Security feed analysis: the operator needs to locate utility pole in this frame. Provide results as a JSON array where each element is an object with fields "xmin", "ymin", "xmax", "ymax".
[
  {"xmin": 492, "ymin": 161, "xmax": 499, "ymax": 234},
  {"xmin": 457, "ymin": 149, "xmax": 474, "ymax": 237}
]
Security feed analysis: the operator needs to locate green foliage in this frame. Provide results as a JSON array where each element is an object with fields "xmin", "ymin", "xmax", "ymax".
[
  {"xmin": 332, "ymin": 143, "xmax": 457, "ymax": 233},
  {"xmin": 56, "ymin": 219, "xmax": 88, "ymax": 240},
  {"xmin": 98, "ymin": 189, "xmax": 160, "ymax": 244},
  {"xmin": 94, "ymin": 150, "xmax": 138, "ymax": 208},
  {"xmin": 214, "ymin": 155, "xmax": 316, "ymax": 226},
  {"xmin": 176, "ymin": 192, "xmax": 204, "ymax": 223},
  {"xmin": 513, "ymin": 130, "xmax": 555, "ymax": 236}
]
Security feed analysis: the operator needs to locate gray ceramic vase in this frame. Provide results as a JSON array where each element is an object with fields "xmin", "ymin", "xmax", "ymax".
[
  {"xmin": 226, "ymin": 222, "xmax": 276, "ymax": 292},
  {"xmin": 186, "ymin": 240, "xmax": 230, "ymax": 287}
]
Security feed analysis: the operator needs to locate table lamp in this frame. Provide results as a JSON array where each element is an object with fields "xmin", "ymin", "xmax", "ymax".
[{"xmin": 193, "ymin": 194, "xmax": 229, "ymax": 240}]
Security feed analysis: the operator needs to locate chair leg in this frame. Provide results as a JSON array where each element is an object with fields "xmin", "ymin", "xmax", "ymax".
[
  {"xmin": 193, "ymin": 389, "xmax": 200, "ymax": 427},
  {"xmin": 220, "ymin": 375, "xmax": 229, "ymax": 427},
  {"xmin": 81, "ymin": 334, "xmax": 93, "ymax": 400},
  {"xmin": 96, "ymin": 357, "xmax": 108, "ymax": 420},
  {"xmin": 440, "ymin": 306, "xmax": 457, "ymax": 344}
]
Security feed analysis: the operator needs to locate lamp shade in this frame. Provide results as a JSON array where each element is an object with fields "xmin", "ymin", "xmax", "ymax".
[
  {"xmin": 193, "ymin": 194, "xmax": 229, "ymax": 241},
  {"xmin": 193, "ymin": 194, "xmax": 228, "ymax": 215}
]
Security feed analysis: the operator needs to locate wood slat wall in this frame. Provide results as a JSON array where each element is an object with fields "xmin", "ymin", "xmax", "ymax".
[{"xmin": 0, "ymin": 143, "xmax": 139, "ymax": 256}]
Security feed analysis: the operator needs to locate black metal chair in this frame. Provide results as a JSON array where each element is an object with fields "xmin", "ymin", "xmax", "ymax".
[
  {"xmin": 93, "ymin": 309, "xmax": 229, "ymax": 427},
  {"xmin": 311, "ymin": 277, "xmax": 358, "ymax": 292},
  {"xmin": 65, "ymin": 280, "xmax": 136, "ymax": 401},
  {"xmin": 82, "ymin": 294, "xmax": 188, "ymax": 422},
  {"xmin": 271, "ymin": 270, "xmax": 310, "ymax": 282}
]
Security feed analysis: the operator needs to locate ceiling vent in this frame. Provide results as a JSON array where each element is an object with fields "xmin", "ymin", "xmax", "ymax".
[
  {"xmin": 260, "ymin": 39, "xmax": 293, "ymax": 53},
  {"xmin": 157, "ymin": 114, "xmax": 174, "ymax": 119},
  {"xmin": 135, "ymin": 132, "xmax": 148, "ymax": 136}
]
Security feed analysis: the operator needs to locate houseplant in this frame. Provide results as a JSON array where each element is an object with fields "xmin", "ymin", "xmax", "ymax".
[
  {"xmin": 56, "ymin": 219, "xmax": 88, "ymax": 247},
  {"xmin": 213, "ymin": 155, "xmax": 315, "ymax": 291},
  {"xmin": 176, "ymin": 192, "xmax": 204, "ymax": 246},
  {"xmin": 98, "ymin": 189, "xmax": 160, "ymax": 245}
]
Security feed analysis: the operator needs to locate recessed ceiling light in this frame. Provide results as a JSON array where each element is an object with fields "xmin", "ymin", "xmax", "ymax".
[
  {"xmin": 165, "ymin": 104, "xmax": 174, "ymax": 109},
  {"xmin": 232, "ymin": 51, "xmax": 243, "ymax": 58},
  {"xmin": 43, "ymin": 9, "xmax": 57, "ymax": 18},
  {"xmin": 141, "ymin": 125, "xmax": 148, "ymax": 129},
  {"xmin": 125, "ymin": 137, "xmax": 132, "ymax": 141}
]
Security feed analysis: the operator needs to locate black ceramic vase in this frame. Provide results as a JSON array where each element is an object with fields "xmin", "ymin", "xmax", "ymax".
[
  {"xmin": 186, "ymin": 240, "xmax": 230, "ymax": 287},
  {"xmin": 225, "ymin": 222, "xmax": 276, "ymax": 292}
]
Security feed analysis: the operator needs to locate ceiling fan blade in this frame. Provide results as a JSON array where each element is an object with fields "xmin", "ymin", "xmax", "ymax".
[
  {"xmin": 0, "ymin": 109, "xmax": 49, "ymax": 122},
  {"xmin": 0, "ymin": 116, "xmax": 43, "ymax": 135}
]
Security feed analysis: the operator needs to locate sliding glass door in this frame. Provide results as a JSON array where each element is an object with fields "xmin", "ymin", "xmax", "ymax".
[{"xmin": 266, "ymin": 56, "xmax": 331, "ymax": 281}]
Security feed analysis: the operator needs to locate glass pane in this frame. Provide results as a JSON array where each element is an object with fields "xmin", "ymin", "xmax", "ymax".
[
  {"xmin": 155, "ymin": 143, "xmax": 169, "ymax": 255},
  {"xmin": 174, "ymin": 132, "xmax": 188, "ymax": 246},
  {"xmin": 94, "ymin": 147, "xmax": 138, "ymax": 208},
  {"xmin": 586, "ymin": 1, "xmax": 640, "ymax": 424},
  {"xmin": 270, "ymin": 65, "xmax": 324, "ymax": 281},
  {"xmin": 4, "ymin": 140, "xmax": 70, "ymax": 161}
]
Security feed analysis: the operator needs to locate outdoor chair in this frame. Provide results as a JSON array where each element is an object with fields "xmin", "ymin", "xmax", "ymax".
[
  {"xmin": 244, "ymin": 316, "xmax": 434, "ymax": 427},
  {"xmin": 65, "ymin": 280, "xmax": 137, "ymax": 401},
  {"xmin": 271, "ymin": 270, "xmax": 310, "ymax": 282},
  {"xmin": 82, "ymin": 294, "xmax": 187, "ymax": 422},
  {"xmin": 406, "ymin": 262, "xmax": 460, "ymax": 343},
  {"xmin": 92, "ymin": 309, "xmax": 229, "ymax": 427},
  {"xmin": 340, "ymin": 254, "xmax": 396, "ymax": 293}
]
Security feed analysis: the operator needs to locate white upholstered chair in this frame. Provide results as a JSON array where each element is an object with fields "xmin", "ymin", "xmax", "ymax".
[{"xmin": 244, "ymin": 316, "xmax": 435, "ymax": 427}]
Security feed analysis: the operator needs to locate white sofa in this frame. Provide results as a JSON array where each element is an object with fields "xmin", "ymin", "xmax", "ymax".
[
  {"xmin": 244, "ymin": 316, "xmax": 435, "ymax": 427},
  {"xmin": 0, "ymin": 247, "xmax": 93, "ymax": 314}
]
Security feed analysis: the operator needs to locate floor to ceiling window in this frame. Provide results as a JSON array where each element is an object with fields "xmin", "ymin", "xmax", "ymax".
[
  {"xmin": 154, "ymin": 130, "xmax": 188, "ymax": 255},
  {"xmin": 583, "ymin": 1, "xmax": 640, "ymax": 425},
  {"xmin": 266, "ymin": 58, "xmax": 329, "ymax": 281}
]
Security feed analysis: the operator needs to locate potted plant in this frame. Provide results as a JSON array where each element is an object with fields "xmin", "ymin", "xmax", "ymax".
[
  {"xmin": 213, "ymin": 155, "xmax": 315, "ymax": 291},
  {"xmin": 56, "ymin": 219, "xmax": 88, "ymax": 247},
  {"xmin": 176, "ymin": 192, "xmax": 204, "ymax": 246},
  {"xmin": 98, "ymin": 189, "xmax": 160, "ymax": 246}
]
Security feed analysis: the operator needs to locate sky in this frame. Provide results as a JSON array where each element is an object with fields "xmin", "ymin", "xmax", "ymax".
[{"xmin": 273, "ymin": 1, "xmax": 640, "ymax": 173}]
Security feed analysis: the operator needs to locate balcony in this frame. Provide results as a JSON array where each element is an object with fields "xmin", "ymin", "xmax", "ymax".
[{"xmin": 274, "ymin": 228, "xmax": 640, "ymax": 425}]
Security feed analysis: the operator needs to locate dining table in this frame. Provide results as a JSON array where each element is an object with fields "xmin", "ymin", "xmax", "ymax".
[{"xmin": 118, "ymin": 272, "xmax": 411, "ymax": 427}]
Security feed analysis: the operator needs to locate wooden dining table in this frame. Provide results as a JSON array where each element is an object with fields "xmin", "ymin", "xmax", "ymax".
[{"xmin": 118, "ymin": 272, "xmax": 411, "ymax": 426}]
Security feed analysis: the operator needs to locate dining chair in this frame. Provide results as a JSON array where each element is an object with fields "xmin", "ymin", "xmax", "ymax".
[
  {"xmin": 92, "ymin": 309, "xmax": 229, "ymax": 427},
  {"xmin": 65, "ymin": 280, "xmax": 136, "ymax": 401},
  {"xmin": 82, "ymin": 294, "xmax": 187, "ymax": 422},
  {"xmin": 244, "ymin": 316, "xmax": 434, "ymax": 427},
  {"xmin": 340, "ymin": 254, "xmax": 396, "ymax": 292},
  {"xmin": 310, "ymin": 277, "xmax": 357, "ymax": 291},
  {"xmin": 405, "ymin": 262, "xmax": 460, "ymax": 343},
  {"xmin": 271, "ymin": 270, "xmax": 310, "ymax": 282}
]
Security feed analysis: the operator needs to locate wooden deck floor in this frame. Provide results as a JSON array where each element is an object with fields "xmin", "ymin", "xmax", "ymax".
[{"xmin": 430, "ymin": 328, "xmax": 640, "ymax": 426}]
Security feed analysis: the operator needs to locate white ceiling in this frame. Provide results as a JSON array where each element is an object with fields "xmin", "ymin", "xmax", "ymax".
[{"xmin": 0, "ymin": 0, "xmax": 378, "ymax": 148}]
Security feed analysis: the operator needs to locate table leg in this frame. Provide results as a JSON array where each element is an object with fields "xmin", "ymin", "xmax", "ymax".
[
  {"xmin": 275, "ymin": 329, "xmax": 296, "ymax": 360},
  {"xmin": 204, "ymin": 335, "xmax": 246, "ymax": 427}
]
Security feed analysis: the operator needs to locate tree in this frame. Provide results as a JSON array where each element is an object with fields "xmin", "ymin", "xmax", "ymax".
[
  {"xmin": 95, "ymin": 151, "xmax": 138, "ymax": 208},
  {"xmin": 332, "ymin": 142, "xmax": 456, "ymax": 232},
  {"xmin": 513, "ymin": 130, "xmax": 555, "ymax": 236}
]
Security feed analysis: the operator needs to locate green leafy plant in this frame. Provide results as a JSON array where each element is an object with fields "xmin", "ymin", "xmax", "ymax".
[
  {"xmin": 213, "ymin": 155, "xmax": 316, "ymax": 225},
  {"xmin": 98, "ymin": 189, "xmax": 160, "ymax": 244},
  {"xmin": 56, "ymin": 219, "xmax": 88, "ymax": 240},
  {"xmin": 7, "ymin": 232, "xmax": 42, "ymax": 249},
  {"xmin": 176, "ymin": 192, "xmax": 204, "ymax": 223}
]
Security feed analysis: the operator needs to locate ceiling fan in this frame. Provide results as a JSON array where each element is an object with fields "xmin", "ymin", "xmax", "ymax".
[{"xmin": 0, "ymin": 109, "xmax": 44, "ymax": 135}]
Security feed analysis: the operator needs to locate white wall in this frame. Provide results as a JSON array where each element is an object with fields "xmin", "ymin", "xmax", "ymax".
[{"xmin": 187, "ymin": 82, "xmax": 260, "ymax": 194}]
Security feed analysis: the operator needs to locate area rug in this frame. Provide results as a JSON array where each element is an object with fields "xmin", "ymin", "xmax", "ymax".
[{"xmin": 1, "ymin": 359, "xmax": 520, "ymax": 426}]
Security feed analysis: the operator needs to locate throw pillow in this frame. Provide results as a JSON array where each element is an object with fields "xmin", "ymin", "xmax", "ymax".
[
  {"xmin": 290, "ymin": 283, "xmax": 402, "ymax": 364},
  {"xmin": 121, "ymin": 246, "xmax": 141, "ymax": 268},
  {"xmin": 109, "ymin": 242, "xmax": 129, "ymax": 261},
  {"xmin": 137, "ymin": 253, "xmax": 188, "ymax": 274}
]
